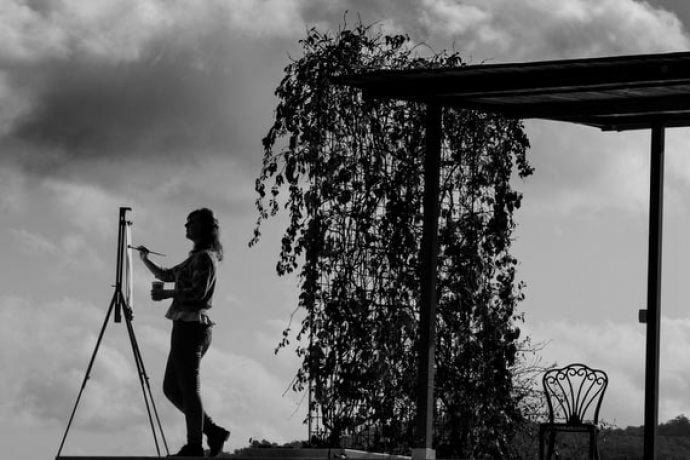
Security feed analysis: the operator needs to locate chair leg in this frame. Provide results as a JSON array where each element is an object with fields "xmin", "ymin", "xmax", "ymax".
[
  {"xmin": 538, "ymin": 426, "xmax": 545, "ymax": 460},
  {"xmin": 594, "ymin": 431, "xmax": 600, "ymax": 460},
  {"xmin": 547, "ymin": 430, "xmax": 556, "ymax": 460}
]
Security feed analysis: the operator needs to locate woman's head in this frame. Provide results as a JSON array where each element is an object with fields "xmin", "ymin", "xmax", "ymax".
[{"xmin": 186, "ymin": 208, "xmax": 223, "ymax": 261}]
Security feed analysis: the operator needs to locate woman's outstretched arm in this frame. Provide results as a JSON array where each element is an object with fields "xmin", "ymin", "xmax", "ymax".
[{"xmin": 139, "ymin": 248, "xmax": 174, "ymax": 281}]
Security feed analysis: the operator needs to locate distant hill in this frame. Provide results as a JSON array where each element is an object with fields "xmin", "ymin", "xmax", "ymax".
[
  {"xmin": 517, "ymin": 415, "xmax": 690, "ymax": 460},
  {"xmin": 222, "ymin": 415, "xmax": 690, "ymax": 459},
  {"xmin": 598, "ymin": 415, "xmax": 690, "ymax": 459}
]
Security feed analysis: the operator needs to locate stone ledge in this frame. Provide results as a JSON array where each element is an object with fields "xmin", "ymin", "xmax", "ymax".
[
  {"xmin": 233, "ymin": 448, "xmax": 410, "ymax": 460},
  {"xmin": 57, "ymin": 448, "xmax": 412, "ymax": 460},
  {"xmin": 57, "ymin": 457, "xmax": 205, "ymax": 460}
]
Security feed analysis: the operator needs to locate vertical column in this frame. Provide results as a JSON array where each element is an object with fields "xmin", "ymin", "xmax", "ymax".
[
  {"xmin": 643, "ymin": 125, "xmax": 665, "ymax": 460},
  {"xmin": 413, "ymin": 103, "xmax": 442, "ymax": 460}
]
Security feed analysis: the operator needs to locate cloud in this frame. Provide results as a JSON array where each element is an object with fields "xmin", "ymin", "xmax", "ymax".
[
  {"xmin": 42, "ymin": 178, "xmax": 128, "ymax": 235},
  {"xmin": 527, "ymin": 316, "xmax": 690, "ymax": 427},
  {"xmin": 663, "ymin": 128, "xmax": 690, "ymax": 210},
  {"xmin": 11, "ymin": 229, "xmax": 107, "ymax": 272},
  {"xmin": 519, "ymin": 121, "xmax": 651, "ymax": 216},
  {"xmin": 0, "ymin": 0, "xmax": 306, "ymax": 169},
  {"xmin": 419, "ymin": 0, "xmax": 690, "ymax": 62},
  {"xmin": 0, "ymin": 0, "xmax": 303, "ymax": 66},
  {"xmin": 297, "ymin": 0, "xmax": 690, "ymax": 63},
  {"xmin": 202, "ymin": 346, "xmax": 306, "ymax": 445},
  {"xmin": 516, "ymin": 121, "xmax": 690, "ymax": 219},
  {"xmin": 0, "ymin": 1, "xmax": 71, "ymax": 64},
  {"xmin": 0, "ymin": 295, "xmax": 305, "ymax": 456},
  {"xmin": 0, "ymin": 296, "xmax": 139, "ymax": 427},
  {"xmin": 2, "ymin": 0, "xmax": 689, "ymax": 197},
  {"xmin": 9, "ymin": 228, "xmax": 59, "ymax": 255},
  {"xmin": 0, "ymin": 167, "xmax": 28, "ymax": 211},
  {"xmin": 9, "ymin": 54, "xmax": 238, "ymax": 158},
  {"xmin": 138, "ymin": 156, "xmax": 258, "ymax": 216}
]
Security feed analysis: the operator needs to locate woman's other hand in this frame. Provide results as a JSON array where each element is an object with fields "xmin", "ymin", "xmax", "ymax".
[{"xmin": 151, "ymin": 287, "xmax": 174, "ymax": 301}]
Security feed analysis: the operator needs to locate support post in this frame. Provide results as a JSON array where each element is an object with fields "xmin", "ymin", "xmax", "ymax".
[
  {"xmin": 643, "ymin": 125, "xmax": 665, "ymax": 460},
  {"xmin": 413, "ymin": 103, "xmax": 442, "ymax": 460}
]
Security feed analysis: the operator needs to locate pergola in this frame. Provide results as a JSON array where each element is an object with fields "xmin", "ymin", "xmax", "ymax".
[{"xmin": 338, "ymin": 50, "xmax": 690, "ymax": 460}]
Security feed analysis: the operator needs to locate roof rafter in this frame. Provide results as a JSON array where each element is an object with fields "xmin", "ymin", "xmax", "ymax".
[{"xmin": 337, "ymin": 51, "xmax": 690, "ymax": 131}]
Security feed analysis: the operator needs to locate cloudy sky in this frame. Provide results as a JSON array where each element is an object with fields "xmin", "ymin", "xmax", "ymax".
[{"xmin": 4, "ymin": 0, "xmax": 690, "ymax": 457}]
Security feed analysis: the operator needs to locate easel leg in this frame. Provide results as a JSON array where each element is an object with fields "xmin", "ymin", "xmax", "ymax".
[
  {"xmin": 56, "ymin": 289, "xmax": 118, "ymax": 458},
  {"xmin": 123, "ymin": 306, "xmax": 169, "ymax": 456}
]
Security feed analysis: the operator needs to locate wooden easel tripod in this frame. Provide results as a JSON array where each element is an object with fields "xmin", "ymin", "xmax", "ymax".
[{"xmin": 57, "ymin": 207, "xmax": 168, "ymax": 458}]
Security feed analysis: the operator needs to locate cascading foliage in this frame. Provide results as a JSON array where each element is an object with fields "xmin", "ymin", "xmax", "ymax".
[{"xmin": 252, "ymin": 22, "xmax": 534, "ymax": 458}]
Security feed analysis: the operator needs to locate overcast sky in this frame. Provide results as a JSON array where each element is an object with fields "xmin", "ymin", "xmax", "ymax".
[{"xmin": 4, "ymin": 0, "xmax": 690, "ymax": 458}]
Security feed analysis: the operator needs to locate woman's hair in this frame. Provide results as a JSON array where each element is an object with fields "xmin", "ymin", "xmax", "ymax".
[{"xmin": 188, "ymin": 208, "xmax": 224, "ymax": 261}]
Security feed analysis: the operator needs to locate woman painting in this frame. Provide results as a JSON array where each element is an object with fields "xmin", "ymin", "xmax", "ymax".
[{"xmin": 139, "ymin": 208, "xmax": 230, "ymax": 457}]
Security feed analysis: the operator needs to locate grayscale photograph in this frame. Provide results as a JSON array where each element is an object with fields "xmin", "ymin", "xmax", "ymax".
[{"xmin": 3, "ymin": 1, "xmax": 690, "ymax": 459}]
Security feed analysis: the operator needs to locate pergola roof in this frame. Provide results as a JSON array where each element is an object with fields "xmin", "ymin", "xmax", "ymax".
[
  {"xmin": 337, "ymin": 49, "xmax": 690, "ymax": 459},
  {"xmin": 337, "ymin": 51, "xmax": 690, "ymax": 131}
]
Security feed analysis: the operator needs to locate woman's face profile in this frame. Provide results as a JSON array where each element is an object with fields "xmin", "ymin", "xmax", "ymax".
[{"xmin": 185, "ymin": 215, "xmax": 202, "ymax": 241}]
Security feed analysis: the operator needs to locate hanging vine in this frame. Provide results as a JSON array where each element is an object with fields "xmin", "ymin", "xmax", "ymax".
[{"xmin": 252, "ymin": 22, "xmax": 533, "ymax": 458}]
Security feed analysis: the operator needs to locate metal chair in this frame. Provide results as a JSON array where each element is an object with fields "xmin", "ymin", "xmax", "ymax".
[{"xmin": 539, "ymin": 363, "xmax": 608, "ymax": 460}]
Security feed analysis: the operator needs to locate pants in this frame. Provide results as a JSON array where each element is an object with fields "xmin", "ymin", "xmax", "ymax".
[{"xmin": 163, "ymin": 320, "xmax": 216, "ymax": 445}]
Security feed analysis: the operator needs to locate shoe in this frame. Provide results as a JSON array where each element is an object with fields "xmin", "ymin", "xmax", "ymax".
[
  {"xmin": 207, "ymin": 426, "xmax": 230, "ymax": 457},
  {"xmin": 168, "ymin": 443, "xmax": 204, "ymax": 457}
]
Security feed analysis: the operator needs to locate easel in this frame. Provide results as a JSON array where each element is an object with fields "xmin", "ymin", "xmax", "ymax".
[{"xmin": 57, "ymin": 207, "xmax": 169, "ymax": 458}]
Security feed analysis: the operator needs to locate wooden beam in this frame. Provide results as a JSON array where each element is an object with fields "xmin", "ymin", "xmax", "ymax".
[
  {"xmin": 363, "ymin": 78, "xmax": 690, "ymax": 103},
  {"xmin": 400, "ymin": 79, "xmax": 690, "ymax": 101},
  {"xmin": 343, "ymin": 51, "xmax": 690, "ymax": 102},
  {"xmin": 455, "ymin": 94, "xmax": 690, "ymax": 119}
]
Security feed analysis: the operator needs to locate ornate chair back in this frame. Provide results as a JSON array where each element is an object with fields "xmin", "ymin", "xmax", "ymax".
[{"xmin": 543, "ymin": 363, "xmax": 608, "ymax": 425}]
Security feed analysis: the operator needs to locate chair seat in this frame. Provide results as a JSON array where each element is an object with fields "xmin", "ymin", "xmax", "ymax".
[{"xmin": 541, "ymin": 422, "xmax": 600, "ymax": 433}]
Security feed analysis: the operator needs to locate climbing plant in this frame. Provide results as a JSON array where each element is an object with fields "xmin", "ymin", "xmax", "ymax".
[{"xmin": 252, "ymin": 22, "xmax": 533, "ymax": 458}]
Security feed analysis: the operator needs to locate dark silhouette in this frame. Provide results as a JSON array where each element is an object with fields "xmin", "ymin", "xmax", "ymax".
[
  {"xmin": 254, "ymin": 22, "xmax": 533, "ymax": 458},
  {"xmin": 539, "ymin": 363, "xmax": 608, "ymax": 460},
  {"xmin": 57, "ymin": 207, "xmax": 167, "ymax": 458},
  {"xmin": 140, "ymin": 208, "xmax": 229, "ymax": 457}
]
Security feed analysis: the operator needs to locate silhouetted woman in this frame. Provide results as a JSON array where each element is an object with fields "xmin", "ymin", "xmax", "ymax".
[{"xmin": 139, "ymin": 208, "xmax": 230, "ymax": 457}]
